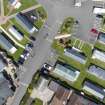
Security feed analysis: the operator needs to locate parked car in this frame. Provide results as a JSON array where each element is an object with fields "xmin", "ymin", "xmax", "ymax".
[
  {"xmin": 18, "ymin": 57, "xmax": 25, "ymax": 65},
  {"xmin": 43, "ymin": 63, "xmax": 52, "ymax": 71},
  {"xmin": 90, "ymin": 28, "xmax": 99, "ymax": 35},
  {"xmin": 21, "ymin": 50, "xmax": 30, "ymax": 60},
  {"xmin": 28, "ymin": 43, "xmax": 34, "ymax": 48},
  {"xmin": 30, "ymin": 36, "xmax": 36, "ymax": 41},
  {"xmin": 25, "ymin": 43, "xmax": 34, "ymax": 51},
  {"xmin": 96, "ymin": 14, "xmax": 103, "ymax": 18}
]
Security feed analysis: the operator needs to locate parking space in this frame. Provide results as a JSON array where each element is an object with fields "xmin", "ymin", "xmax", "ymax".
[{"xmin": 41, "ymin": 0, "xmax": 105, "ymax": 44}]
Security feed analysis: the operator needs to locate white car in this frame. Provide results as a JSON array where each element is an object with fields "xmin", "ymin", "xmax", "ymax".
[{"xmin": 43, "ymin": 63, "xmax": 52, "ymax": 71}]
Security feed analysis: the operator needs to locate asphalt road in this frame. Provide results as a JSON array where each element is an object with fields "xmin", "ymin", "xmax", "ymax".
[{"xmin": 11, "ymin": 0, "xmax": 102, "ymax": 105}]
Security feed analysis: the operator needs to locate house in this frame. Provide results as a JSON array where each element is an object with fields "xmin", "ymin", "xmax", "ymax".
[
  {"xmin": 0, "ymin": 73, "xmax": 14, "ymax": 105},
  {"xmin": 15, "ymin": 13, "xmax": 38, "ymax": 34},
  {"xmin": 0, "ymin": 33, "xmax": 17, "ymax": 54},
  {"xmin": 92, "ymin": 49, "xmax": 105, "ymax": 62},
  {"xmin": 67, "ymin": 92, "xmax": 99, "ymax": 105},
  {"xmin": 64, "ymin": 47, "xmax": 87, "ymax": 64},
  {"xmin": 9, "ymin": 0, "xmax": 21, "ymax": 9},
  {"xmin": 83, "ymin": 81, "xmax": 105, "ymax": 100},
  {"xmin": 88, "ymin": 65, "xmax": 105, "ymax": 80},
  {"xmin": 49, "ymin": 81, "xmax": 71, "ymax": 105},
  {"xmin": 8, "ymin": 26, "xmax": 23, "ymax": 41},
  {"xmin": 30, "ymin": 77, "xmax": 54, "ymax": 103},
  {"xmin": 98, "ymin": 32, "xmax": 105, "ymax": 43},
  {"xmin": 52, "ymin": 63, "xmax": 80, "ymax": 82}
]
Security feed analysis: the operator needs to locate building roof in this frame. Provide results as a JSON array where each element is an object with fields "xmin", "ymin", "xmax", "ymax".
[
  {"xmin": 15, "ymin": 13, "xmax": 38, "ymax": 33},
  {"xmin": 8, "ymin": 26, "xmax": 23, "ymax": 41},
  {"xmin": 92, "ymin": 49, "xmax": 105, "ymax": 62},
  {"xmin": 0, "ymin": 73, "xmax": 13, "ymax": 105},
  {"xmin": 64, "ymin": 48, "xmax": 86, "ymax": 64},
  {"xmin": 83, "ymin": 81, "xmax": 105, "ymax": 100},
  {"xmin": 53, "ymin": 63, "xmax": 80, "ymax": 82},
  {"xmin": 98, "ymin": 32, "xmax": 105, "ymax": 43},
  {"xmin": 93, "ymin": 7, "xmax": 105, "ymax": 14},
  {"xmin": 0, "ymin": 33, "xmax": 17, "ymax": 54},
  {"xmin": 49, "ymin": 81, "xmax": 70, "ymax": 105},
  {"xmin": 31, "ymin": 77, "xmax": 54, "ymax": 103},
  {"xmin": 67, "ymin": 92, "xmax": 99, "ymax": 105},
  {"xmin": 88, "ymin": 65, "xmax": 105, "ymax": 80}
]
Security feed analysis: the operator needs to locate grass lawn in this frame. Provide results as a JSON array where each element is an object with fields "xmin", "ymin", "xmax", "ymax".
[
  {"xmin": 34, "ymin": 18, "xmax": 44, "ymax": 29},
  {"xmin": 4, "ymin": 0, "xmax": 38, "ymax": 16},
  {"xmin": 34, "ymin": 7, "xmax": 47, "ymax": 29},
  {"xmin": 32, "ymin": 98, "xmax": 43, "ymax": 105},
  {"xmin": 36, "ymin": 7, "xmax": 47, "ymax": 20},
  {"xmin": 59, "ymin": 17, "xmax": 74, "ymax": 34},
  {"xmin": 12, "ymin": 47, "xmax": 24, "ymax": 61},
  {"xmin": 52, "ymin": 37, "xmax": 105, "ymax": 104},
  {"xmin": 95, "ymin": 41, "xmax": 105, "ymax": 52}
]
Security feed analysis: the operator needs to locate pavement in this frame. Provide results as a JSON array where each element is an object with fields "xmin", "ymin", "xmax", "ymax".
[{"xmin": 10, "ymin": 0, "xmax": 104, "ymax": 105}]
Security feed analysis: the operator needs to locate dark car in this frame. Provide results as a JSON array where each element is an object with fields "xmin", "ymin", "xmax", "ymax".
[
  {"xmin": 96, "ymin": 14, "xmax": 103, "ymax": 18},
  {"xmin": 30, "ymin": 36, "xmax": 36, "ymax": 41},
  {"xmin": 18, "ymin": 57, "xmax": 25, "ymax": 65},
  {"xmin": 27, "ymin": 43, "xmax": 34, "ymax": 48}
]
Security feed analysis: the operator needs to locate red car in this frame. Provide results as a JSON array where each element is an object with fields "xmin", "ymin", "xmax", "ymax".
[{"xmin": 91, "ymin": 28, "xmax": 99, "ymax": 34}]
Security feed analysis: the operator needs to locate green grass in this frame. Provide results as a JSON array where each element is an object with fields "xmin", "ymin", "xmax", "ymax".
[
  {"xmin": 95, "ymin": 41, "xmax": 105, "ymax": 52},
  {"xmin": 34, "ymin": 19, "xmax": 44, "ymax": 29},
  {"xmin": 12, "ymin": 47, "xmax": 24, "ymax": 61},
  {"xmin": 36, "ymin": 7, "xmax": 47, "ymax": 20},
  {"xmin": 4, "ymin": 0, "xmax": 38, "ymax": 16},
  {"xmin": 32, "ymin": 98, "xmax": 43, "ymax": 105},
  {"xmin": 34, "ymin": 7, "xmax": 47, "ymax": 29},
  {"xmin": 59, "ymin": 17, "xmax": 74, "ymax": 34}
]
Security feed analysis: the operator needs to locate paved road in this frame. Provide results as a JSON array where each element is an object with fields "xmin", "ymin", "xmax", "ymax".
[{"xmin": 11, "ymin": 0, "xmax": 102, "ymax": 105}]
